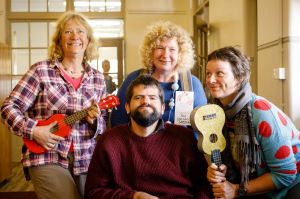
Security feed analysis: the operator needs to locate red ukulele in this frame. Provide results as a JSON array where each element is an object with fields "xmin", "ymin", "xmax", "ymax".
[{"xmin": 23, "ymin": 95, "xmax": 119, "ymax": 154}]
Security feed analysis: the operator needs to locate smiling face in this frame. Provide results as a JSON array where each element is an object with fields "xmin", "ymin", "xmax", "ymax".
[
  {"xmin": 125, "ymin": 85, "xmax": 165, "ymax": 127},
  {"xmin": 152, "ymin": 38, "xmax": 179, "ymax": 73},
  {"xmin": 206, "ymin": 60, "xmax": 240, "ymax": 106},
  {"xmin": 61, "ymin": 19, "xmax": 89, "ymax": 59}
]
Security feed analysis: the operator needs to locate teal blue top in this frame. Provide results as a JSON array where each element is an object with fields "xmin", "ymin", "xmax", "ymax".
[{"xmin": 249, "ymin": 95, "xmax": 300, "ymax": 198}]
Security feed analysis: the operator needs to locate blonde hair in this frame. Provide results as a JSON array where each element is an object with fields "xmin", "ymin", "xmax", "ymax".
[
  {"xmin": 140, "ymin": 21, "xmax": 195, "ymax": 73},
  {"xmin": 48, "ymin": 11, "xmax": 99, "ymax": 62}
]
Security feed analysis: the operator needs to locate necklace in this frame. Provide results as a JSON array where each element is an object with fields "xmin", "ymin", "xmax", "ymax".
[
  {"xmin": 167, "ymin": 81, "xmax": 179, "ymax": 123},
  {"xmin": 63, "ymin": 67, "xmax": 84, "ymax": 75},
  {"xmin": 61, "ymin": 61, "xmax": 84, "ymax": 73},
  {"xmin": 63, "ymin": 68, "xmax": 84, "ymax": 80},
  {"xmin": 61, "ymin": 62, "xmax": 84, "ymax": 79}
]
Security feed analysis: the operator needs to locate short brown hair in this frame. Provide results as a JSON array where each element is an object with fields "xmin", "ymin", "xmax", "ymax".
[
  {"xmin": 207, "ymin": 46, "xmax": 250, "ymax": 88},
  {"xmin": 125, "ymin": 75, "xmax": 164, "ymax": 104}
]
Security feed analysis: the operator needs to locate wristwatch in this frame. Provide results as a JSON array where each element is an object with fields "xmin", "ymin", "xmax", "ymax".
[{"xmin": 238, "ymin": 184, "xmax": 247, "ymax": 197}]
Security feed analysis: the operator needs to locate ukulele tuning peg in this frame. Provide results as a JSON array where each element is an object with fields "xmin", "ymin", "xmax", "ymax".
[{"xmin": 114, "ymin": 107, "xmax": 118, "ymax": 110}]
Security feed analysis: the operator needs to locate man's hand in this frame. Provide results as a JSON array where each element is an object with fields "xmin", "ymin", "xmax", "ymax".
[
  {"xmin": 32, "ymin": 121, "xmax": 64, "ymax": 150},
  {"xmin": 133, "ymin": 191, "xmax": 159, "ymax": 199}
]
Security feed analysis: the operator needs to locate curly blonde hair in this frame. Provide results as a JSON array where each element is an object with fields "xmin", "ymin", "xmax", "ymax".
[
  {"xmin": 48, "ymin": 12, "xmax": 99, "ymax": 62},
  {"xmin": 140, "ymin": 21, "xmax": 195, "ymax": 73}
]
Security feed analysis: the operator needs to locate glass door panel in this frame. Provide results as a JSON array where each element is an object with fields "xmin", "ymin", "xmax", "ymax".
[
  {"xmin": 91, "ymin": 39, "xmax": 123, "ymax": 94},
  {"xmin": 48, "ymin": 0, "xmax": 66, "ymax": 12},
  {"xmin": 30, "ymin": 0, "xmax": 47, "ymax": 12},
  {"xmin": 31, "ymin": 49, "xmax": 48, "ymax": 65},
  {"xmin": 12, "ymin": 49, "xmax": 29, "ymax": 75},
  {"xmin": 30, "ymin": 22, "xmax": 48, "ymax": 47},
  {"xmin": 11, "ymin": 23, "xmax": 29, "ymax": 48},
  {"xmin": 11, "ymin": 0, "xmax": 28, "ymax": 12}
]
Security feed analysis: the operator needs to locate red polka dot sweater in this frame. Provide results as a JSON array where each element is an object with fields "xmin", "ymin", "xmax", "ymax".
[{"xmin": 250, "ymin": 95, "xmax": 300, "ymax": 198}]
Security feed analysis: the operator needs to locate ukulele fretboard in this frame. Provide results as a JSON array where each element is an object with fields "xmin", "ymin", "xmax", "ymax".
[
  {"xmin": 65, "ymin": 109, "xmax": 89, "ymax": 125},
  {"xmin": 211, "ymin": 149, "xmax": 222, "ymax": 166}
]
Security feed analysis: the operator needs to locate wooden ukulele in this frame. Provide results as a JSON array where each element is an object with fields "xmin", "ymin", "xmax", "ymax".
[
  {"xmin": 190, "ymin": 104, "xmax": 226, "ymax": 166},
  {"xmin": 23, "ymin": 95, "xmax": 119, "ymax": 154}
]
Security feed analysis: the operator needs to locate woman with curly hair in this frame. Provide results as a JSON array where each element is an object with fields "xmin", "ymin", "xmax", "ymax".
[
  {"xmin": 1, "ymin": 12, "xmax": 107, "ymax": 199},
  {"xmin": 110, "ymin": 20, "xmax": 207, "ymax": 127}
]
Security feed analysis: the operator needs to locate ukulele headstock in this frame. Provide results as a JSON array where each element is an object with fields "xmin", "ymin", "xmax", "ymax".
[{"xmin": 98, "ymin": 95, "xmax": 120, "ymax": 110}]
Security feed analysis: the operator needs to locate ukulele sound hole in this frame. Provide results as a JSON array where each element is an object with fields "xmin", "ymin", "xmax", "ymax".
[{"xmin": 209, "ymin": 133, "xmax": 218, "ymax": 143}]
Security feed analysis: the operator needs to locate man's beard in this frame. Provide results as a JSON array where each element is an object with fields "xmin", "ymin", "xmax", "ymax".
[{"xmin": 130, "ymin": 105, "xmax": 161, "ymax": 127}]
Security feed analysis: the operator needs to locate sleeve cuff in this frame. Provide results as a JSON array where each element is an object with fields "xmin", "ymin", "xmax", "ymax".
[
  {"xmin": 93, "ymin": 116, "xmax": 106, "ymax": 139},
  {"xmin": 23, "ymin": 118, "xmax": 38, "ymax": 140}
]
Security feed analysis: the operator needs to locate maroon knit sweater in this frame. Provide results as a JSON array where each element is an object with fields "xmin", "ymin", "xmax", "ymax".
[{"xmin": 85, "ymin": 121, "xmax": 211, "ymax": 199}]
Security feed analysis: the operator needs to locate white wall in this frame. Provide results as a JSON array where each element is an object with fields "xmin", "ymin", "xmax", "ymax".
[
  {"xmin": 208, "ymin": 0, "xmax": 257, "ymax": 91},
  {"xmin": 257, "ymin": 0, "xmax": 283, "ymax": 110},
  {"xmin": 209, "ymin": 0, "xmax": 245, "ymax": 49},
  {"xmin": 257, "ymin": 0, "xmax": 300, "ymax": 128},
  {"xmin": 207, "ymin": 0, "xmax": 300, "ymax": 128},
  {"xmin": 125, "ymin": 0, "xmax": 193, "ymax": 75},
  {"xmin": 285, "ymin": 0, "xmax": 300, "ymax": 128}
]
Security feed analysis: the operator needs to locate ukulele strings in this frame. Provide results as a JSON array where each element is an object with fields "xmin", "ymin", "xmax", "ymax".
[
  {"xmin": 51, "ymin": 97, "xmax": 116, "ymax": 133},
  {"xmin": 49, "ymin": 109, "xmax": 89, "ymax": 134}
]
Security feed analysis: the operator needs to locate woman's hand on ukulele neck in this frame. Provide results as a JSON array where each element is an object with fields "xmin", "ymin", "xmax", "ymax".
[
  {"xmin": 207, "ymin": 163, "xmax": 227, "ymax": 183},
  {"xmin": 86, "ymin": 102, "xmax": 100, "ymax": 125}
]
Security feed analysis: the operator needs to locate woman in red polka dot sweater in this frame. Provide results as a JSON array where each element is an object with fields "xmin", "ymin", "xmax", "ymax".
[{"xmin": 204, "ymin": 46, "xmax": 300, "ymax": 199}]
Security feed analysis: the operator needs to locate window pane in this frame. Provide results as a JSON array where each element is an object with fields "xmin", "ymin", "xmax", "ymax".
[
  {"xmin": 98, "ymin": 47, "xmax": 118, "ymax": 73},
  {"xmin": 30, "ymin": 22, "xmax": 48, "ymax": 47},
  {"xmin": 11, "ymin": 23, "xmax": 29, "ymax": 47},
  {"xmin": 90, "ymin": 19, "xmax": 124, "ymax": 38},
  {"xmin": 49, "ymin": 22, "xmax": 57, "ymax": 45},
  {"xmin": 90, "ymin": 59, "xmax": 98, "ymax": 70},
  {"xmin": 12, "ymin": 49, "xmax": 29, "ymax": 75},
  {"xmin": 30, "ymin": 0, "xmax": 47, "ymax": 12},
  {"xmin": 110, "ymin": 73, "xmax": 118, "ymax": 88},
  {"xmin": 74, "ymin": 0, "xmax": 89, "ymax": 12},
  {"xmin": 49, "ymin": 0, "xmax": 66, "ymax": 12},
  {"xmin": 31, "ymin": 49, "xmax": 48, "ymax": 65},
  {"xmin": 98, "ymin": 51, "xmax": 119, "ymax": 93},
  {"xmin": 12, "ymin": 76, "xmax": 23, "ymax": 90},
  {"xmin": 106, "ymin": 0, "xmax": 121, "ymax": 12},
  {"xmin": 90, "ymin": 0, "xmax": 105, "ymax": 12},
  {"xmin": 11, "ymin": 0, "xmax": 28, "ymax": 12}
]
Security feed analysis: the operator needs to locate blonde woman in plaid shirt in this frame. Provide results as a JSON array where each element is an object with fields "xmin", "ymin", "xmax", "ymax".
[{"xmin": 1, "ymin": 12, "xmax": 107, "ymax": 199}]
